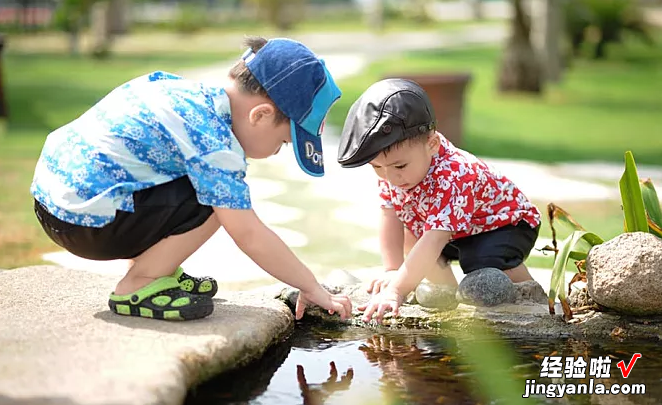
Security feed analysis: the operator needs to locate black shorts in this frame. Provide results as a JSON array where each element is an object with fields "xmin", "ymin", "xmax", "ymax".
[
  {"xmin": 34, "ymin": 176, "xmax": 214, "ymax": 261},
  {"xmin": 442, "ymin": 221, "xmax": 540, "ymax": 274}
]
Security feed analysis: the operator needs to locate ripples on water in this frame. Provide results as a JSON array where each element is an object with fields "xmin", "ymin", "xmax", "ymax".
[{"xmin": 186, "ymin": 325, "xmax": 662, "ymax": 405}]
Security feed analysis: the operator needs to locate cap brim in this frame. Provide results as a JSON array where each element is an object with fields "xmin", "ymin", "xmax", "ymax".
[
  {"xmin": 291, "ymin": 120, "xmax": 324, "ymax": 177},
  {"xmin": 338, "ymin": 150, "xmax": 380, "ymax": 168}
]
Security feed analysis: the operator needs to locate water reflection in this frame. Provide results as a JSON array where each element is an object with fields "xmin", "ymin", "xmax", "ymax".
[
  {"xmin": 297, "ymin": 362, "xmax": 354, "ymax": 405},
  {"xmin": 357, "ymin": 334, "xmax": 473, "ymax": 405},
  {"xmin": 185, "ymin": 326, "xmax": 662, "ymax": 405}
]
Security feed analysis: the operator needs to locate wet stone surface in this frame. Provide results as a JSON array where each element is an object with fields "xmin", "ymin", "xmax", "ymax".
[{"xmin": 271, "ymin": 270, "xmax": 662, "ymax": 342}]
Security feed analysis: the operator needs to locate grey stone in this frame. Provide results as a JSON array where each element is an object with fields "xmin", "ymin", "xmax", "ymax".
[
  {"xmin": 414, "ymin": 282, "xmax": 459, "ymax": 311},
  {"xmin": 309, "ymin": 282, "xmax": 662, "ymax": 342},
  {"xmin": 0, "ymin": 266, "xmax": 293, "ymax": 405},
  {"xmin": 514, "ymin": 280, "xmax": 548, "ymax": 304},
  {"xmin": 455, "ymin": 267, "xmax": 517, "ymax": 307},
  {"xmin": 280, "ymin": 283, "xmax": 344, "ymax": 309},
  {"xmin": 568, "ymin": 285, "xmax": 595, "ymax": 309},
  {"xmin": 587, "ymin": 232, "xmax": 662, "ymax": 315}
]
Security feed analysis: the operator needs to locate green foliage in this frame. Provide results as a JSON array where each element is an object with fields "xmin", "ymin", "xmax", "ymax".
[
  {"xmin": 547, "ymin": 151, "xmax": 661, "ymax": 320},
  {"xmin": 620, "ymin": 150, "xmax": 649, "ymax": 233},
  {"xmin": 564, "ymin": 0, "xmax": 654, "ymax": 59},
  {"xmin": 548, "ymin": 230, "xmax": 604, "ymax": 319},
  {"xmin": 641, "ymin": 179, "xmax": 662, "ymax": 237},
  {"xmin": 52, "ymin": 0, "xmax": 95, "ymax": 33},
  {"xmin": 173, "ymin": 4, "xmax": 209, "ymax": 34}
]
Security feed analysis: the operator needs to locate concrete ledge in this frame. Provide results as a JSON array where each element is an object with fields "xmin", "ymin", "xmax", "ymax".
[{"xmin": 0, "ymin": 266, "xmax": 293, "ymax": 405}]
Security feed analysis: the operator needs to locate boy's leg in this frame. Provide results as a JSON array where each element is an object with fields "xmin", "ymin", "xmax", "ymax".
[
  {"xmin": 404, "ymin": 228, "xmax": 458, "ymax": 288},
  {"xmin": 453, "ymin": 221, "xmax": 540, "ymax": 279},
  {"xmin": 115, "ymin": 214, "xmax": 220, "ymax": 295},
  {"xmin": 34, "ymin": 176, "xmax": 220, "ymax": 320},
  {"xmin": 503, "ymin": 264, "xmax": 534, "ymax": 283}
]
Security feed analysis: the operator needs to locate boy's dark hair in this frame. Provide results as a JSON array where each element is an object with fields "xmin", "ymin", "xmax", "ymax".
[{"xmin": 228, "ymin": 36, "xmax": 289, "ymax": 125}]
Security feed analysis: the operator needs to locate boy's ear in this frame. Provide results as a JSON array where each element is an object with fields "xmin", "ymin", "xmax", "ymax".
[
  {"xmin": 427, "ymin": 132, "xmax": 440, "ymax": 153},
  {"xmin": 248, "ymin": 103, "xmax": 276, "ymax": 126}
]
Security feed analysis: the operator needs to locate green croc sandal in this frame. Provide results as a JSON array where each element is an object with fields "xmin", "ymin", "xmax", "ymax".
[
  {"xmin": 108, "ymin": 276, "xmax": 214, "ymax": 321},
  {"xmin": 175, "ymin": 266, "xmax": 218, "ymax": 297}
]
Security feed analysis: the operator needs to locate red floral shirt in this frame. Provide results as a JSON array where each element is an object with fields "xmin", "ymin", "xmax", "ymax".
[{"xmin": 378, "ymin": 135, "xmax": 541, "ymax": 240}]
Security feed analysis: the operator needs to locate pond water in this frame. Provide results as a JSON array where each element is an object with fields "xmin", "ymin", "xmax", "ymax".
[{"xmin": 185, "ymin": 325, "xmax": 662, "ymax": 405}]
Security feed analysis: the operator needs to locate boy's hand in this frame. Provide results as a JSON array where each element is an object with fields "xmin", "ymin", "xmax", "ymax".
[
  {"xmin": 366, "ymin": 269, "xmax": 398, "ymax": 295},
  {"xmin": 295, "ymin": 285, "xmax": 352, "ymax": 321},
  {"xmin": 357, "ymin": 288, "xmax": 405, "ymax": 324}
]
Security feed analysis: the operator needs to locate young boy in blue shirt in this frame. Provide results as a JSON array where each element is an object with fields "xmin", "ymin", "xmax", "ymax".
[{"xmin": 31, "ymin": 36, "xmax": 352, "ymax": 322}]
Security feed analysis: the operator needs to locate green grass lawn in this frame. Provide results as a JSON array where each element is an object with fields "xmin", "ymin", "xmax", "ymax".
[{"xmin": 327, "ymin": 37, "xmax": 662, "ymax": 165}]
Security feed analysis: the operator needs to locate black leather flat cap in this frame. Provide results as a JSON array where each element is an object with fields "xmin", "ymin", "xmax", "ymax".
[{"xmin": 337, "ymin": 78, "xmax": 436, "ymax": 168}]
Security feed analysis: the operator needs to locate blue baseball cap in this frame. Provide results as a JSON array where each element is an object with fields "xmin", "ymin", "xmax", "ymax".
[{"xmin": 242, "ymin": 38, "xmax": 342, "ymax": 177}]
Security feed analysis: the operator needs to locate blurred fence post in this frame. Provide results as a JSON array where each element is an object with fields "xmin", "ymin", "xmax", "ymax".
[
  {"xmin": 386, "ymin": 73, "xmax": 472, "ymax": 147},
  {"xmin": 0, "ymin": 33, "xmax": 7, "ymax": 120}
]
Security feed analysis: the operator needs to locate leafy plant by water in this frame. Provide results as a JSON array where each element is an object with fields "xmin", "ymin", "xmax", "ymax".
[{"xmin": 545, "ymin": 151, "xmax": 662, "ymax": 321}]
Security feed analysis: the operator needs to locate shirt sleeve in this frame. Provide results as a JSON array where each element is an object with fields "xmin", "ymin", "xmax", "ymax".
[
  {"xmin": 378, "ymin": 178, "xmax": 394, "ymax": 209},
  {"xmin": 424, "ymin": 162, "xmax": 475, "ymax": 233}
]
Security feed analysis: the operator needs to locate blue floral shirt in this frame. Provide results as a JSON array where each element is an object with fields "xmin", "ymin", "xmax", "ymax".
[{"xmin": 30, "ymin": 71, "xmax": 251, "ymax": 228}]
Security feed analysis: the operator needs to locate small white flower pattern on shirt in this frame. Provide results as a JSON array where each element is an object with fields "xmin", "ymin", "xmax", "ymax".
[
  {"xmin": 378, "ymin": 135, "xmax": 541, "ymax": 240},
  {"xmin": 31, "ymin": 71, "xmax": 251, "ymax": 228}
]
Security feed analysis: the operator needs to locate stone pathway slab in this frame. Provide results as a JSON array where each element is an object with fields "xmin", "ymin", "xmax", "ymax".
[{"xmin": 0, "ymin": 266, "xmax": 293, "ymax": 405}]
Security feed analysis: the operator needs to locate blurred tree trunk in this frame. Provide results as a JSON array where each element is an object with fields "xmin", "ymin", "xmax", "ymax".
[
  {"xmin": 68, "ymin": 22, "xmax": 82, "ymax": 56},
  {"xmin": 368, "ymin": 0, "xmax": 385, "ymax": 31},
  {"xmin": 108, "ymin": 0, "xmax": 130, "ymax": 35},
  {"xmin": 541, "ymin": 0, "xmax": 564, "ymax": 82},
  {"xmin": 0, "ymin": 34, "xmax": 8, "ymax": 119},
  {"xmin": 249, "ymin": 0, "xmax": 306, "ymax": 32},
  {"xmin": 469, "ymin": 0, "xmax": 483, "ymax": 20},
  {"xmin": 497, "ymin": 0, "xmax": 543, "ymax": 94},
  {"xmin": 91, "ymin": 1, "xmax": 113, "ymax": 58}
]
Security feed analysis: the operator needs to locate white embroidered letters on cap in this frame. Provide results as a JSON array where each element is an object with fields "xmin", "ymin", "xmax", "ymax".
[{"xmin": 304, "ymin": 141, "xmax": 323, "ymax": 167}]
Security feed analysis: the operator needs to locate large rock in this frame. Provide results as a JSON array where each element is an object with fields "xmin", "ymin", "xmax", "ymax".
[
  {"xmin": 587, "ymin": 232, "xmax": 662, "ymax": 315},
  {"xmin": 0, "ymin": 266, "xmax": 293, "ymax": 405}
]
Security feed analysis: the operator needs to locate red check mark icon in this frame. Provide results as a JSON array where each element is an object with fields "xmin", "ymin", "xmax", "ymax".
[{"xmin": 616, "ymin": 353, "xmax": 642, "ymax": 378}]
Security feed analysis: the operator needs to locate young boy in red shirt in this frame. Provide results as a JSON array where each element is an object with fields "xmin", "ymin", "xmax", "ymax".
[{"xmin": 337, "ymin": 78, "xmax": 541, "ymax": 324}]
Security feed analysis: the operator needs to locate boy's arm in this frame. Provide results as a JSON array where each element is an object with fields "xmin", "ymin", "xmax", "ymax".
[
  {"xmin": 389, "ymin": 229, "xmax": 451, "ymax": 297},
  {"xmin": 360, "ymin": 229, "xmax": 451, "ymax": 323},
  {"xmin": 367, "ymin": 207, "xmax": 404, "ymax": 294},
  {"xmin": 214, "ymin": 207, "xmax": 351, "ymax": 319},
  {"xmin": 380, "ymin": 207, "xmax": 404, "ymax": 271}
]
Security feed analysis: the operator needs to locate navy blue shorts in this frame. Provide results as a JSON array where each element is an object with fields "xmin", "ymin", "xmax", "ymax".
[
  {"xmin": 34, "ymin": 176, "xmax": 213, "ymax": 261},
  {"xmin": 441, "ymin": 221, "xmax": 540, "ymax": 274}
]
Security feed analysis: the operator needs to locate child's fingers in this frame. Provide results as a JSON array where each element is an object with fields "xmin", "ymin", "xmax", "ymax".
[
  {"xmin": 375, "ymin": 303, "xmax": 390, "ymax": 324},
  {"xmin": 342, "ymin": 296, "xmax": 352, "ymax": 319},
  {"xmin": 373, "ymin": 280, "xmax": 383, "ymax": 295},
  {"xmin": 295, "ymin": 297, "xmax": 306, "ymax": 320},
  {"xmin": 366, "ymin": 278, "xmax": 377, "ymax": 293},
  {"xmin": 362, "ymin": 302, "xmax": 378, "ymax": 322}
]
